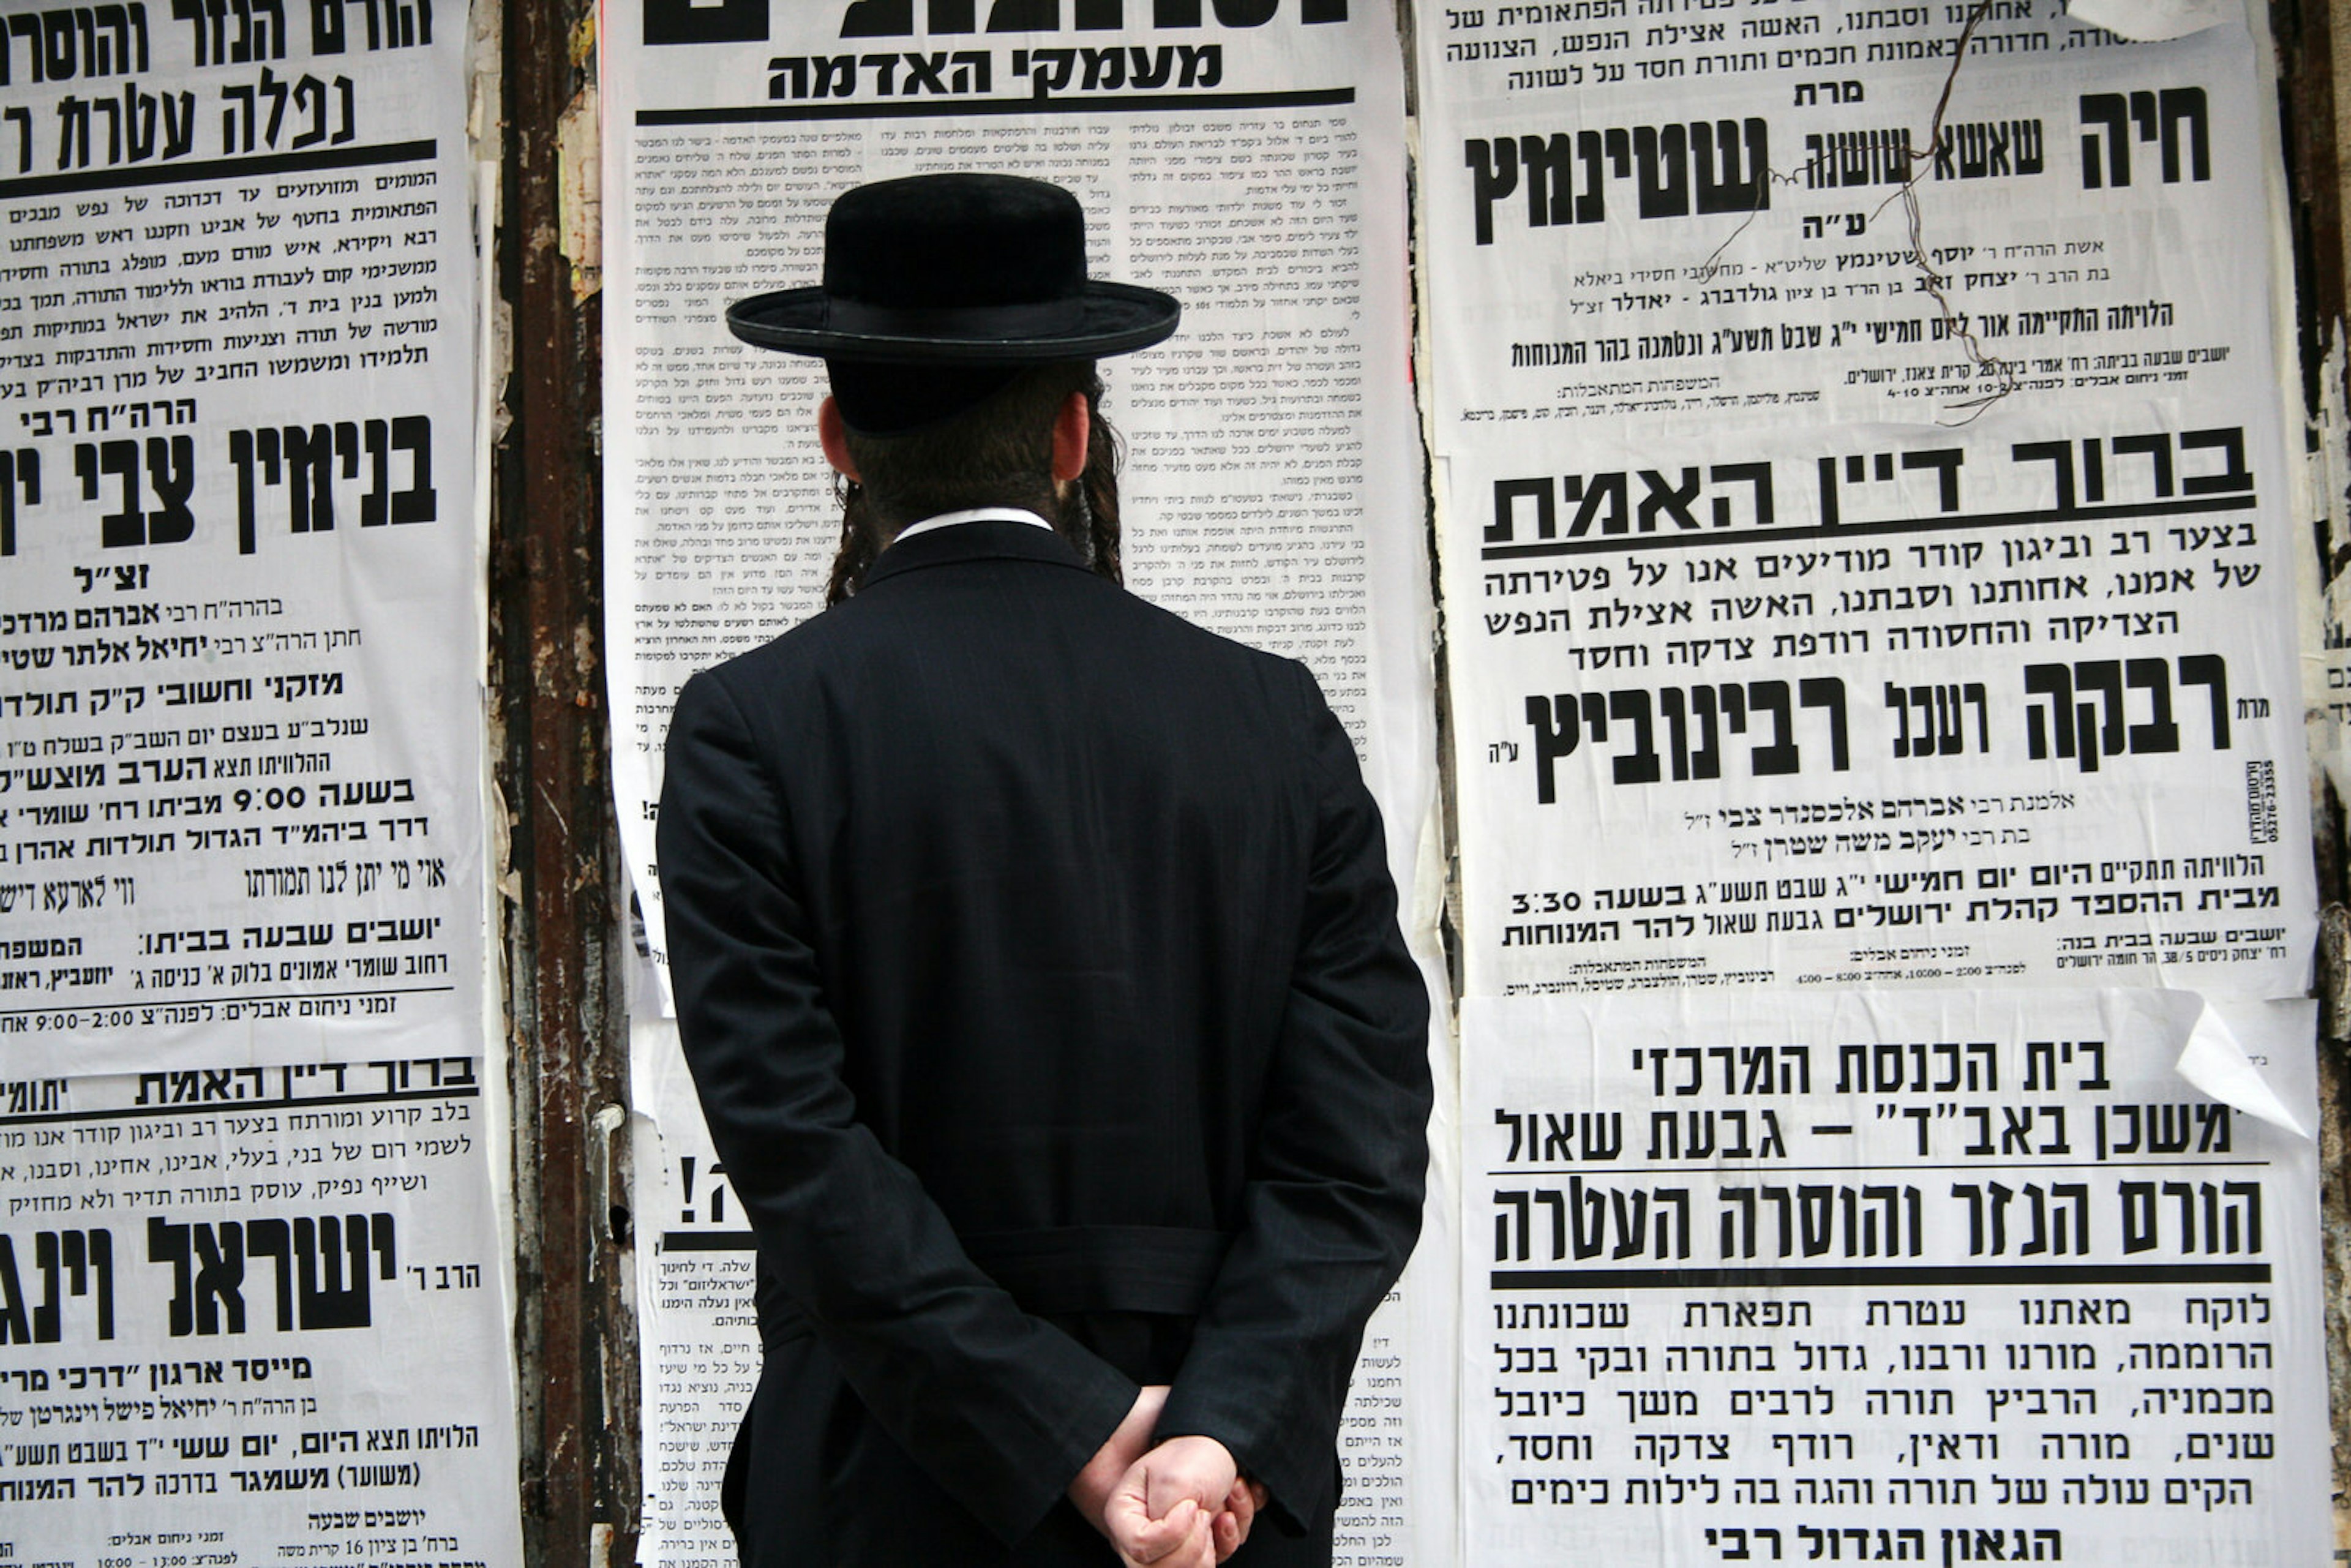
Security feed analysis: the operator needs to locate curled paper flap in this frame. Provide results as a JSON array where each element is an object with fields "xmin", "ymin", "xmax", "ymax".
[
  {"xmin": 2172, "ymin": 994, "xmax": 2311, "ymax": 1139},
  {"xmin": 2064, "ymin": 0, "xmax": 2228, "ymax": 41}
]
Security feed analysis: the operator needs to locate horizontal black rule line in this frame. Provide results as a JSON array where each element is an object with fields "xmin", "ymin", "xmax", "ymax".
[
  {"xmin": 662, "ymin": 1230, "xmax": 758, "ymax": 1251},
  {"xmin": 1479, "ymin": 491, "xmax": 2259, "ymax": 560},
  {"xmin": 0, "ymin": 139, "xmax": 438, "ymax": 200},
  {"xmin": 1482, "ymin": 1160, "xmax": 2273, "ymax": 1175},
  {"xmin": 1491, "ymin": 1262, "xmax": 2273, "ymax": 1289},
  {"xmin": 0, "ymin": 985, "xmax": 457, "ymax": 1018},
  {"xmin": 0, "ymin": 1084, "xmax": 479, "ymax": 1128},
  {"xmin": 637, "ymin": 87, "xmax": 1353, "ymax": 125}
]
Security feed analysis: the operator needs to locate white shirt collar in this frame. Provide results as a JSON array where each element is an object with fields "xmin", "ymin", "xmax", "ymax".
[{"xmin": 890, "ymin": 507, "xmax": 1055, "ymax": 545}]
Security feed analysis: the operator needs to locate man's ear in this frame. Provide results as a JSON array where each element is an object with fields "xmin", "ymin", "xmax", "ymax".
[
  {"xmin": 819, "ymin": 395, "xmax": 860, "ymax": 480},
  {"xmin": 1049, "ymin": 390, "xmax": 1090, "ymax": 485}
]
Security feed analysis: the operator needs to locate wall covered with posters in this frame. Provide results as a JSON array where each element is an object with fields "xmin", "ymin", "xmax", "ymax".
[
  {"xmin": 0, "ymin": 0, "xmax": 525, "ymax": 1562},
  {"xmin": 597, "ymin": 1, "xmax": 2337, "ymax": 1565},
  {"xmin": 11, "ymin": 0, "xmax": 2331, "ymax": 1563}
]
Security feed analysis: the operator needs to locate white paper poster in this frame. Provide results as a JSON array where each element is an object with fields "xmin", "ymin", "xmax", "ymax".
[
  {"xmin": 0, "ymin": 0, "xmax": 490, "ymax": 1068},
  {"xmin": 0, "ymin": 8, "xmax": 519, "ymax": 1563},
  {"xmin": 600, "ymin": 0, "xmax": 1434, "ymax": 980},
  {"xmin": 1460, "ymin": 989, "xmax": 2326, "ymax": 1568},
  {"xmin": 0, "ymin": 1059, "xmax": 523, "ymax": 1567},
  {"xmin": 602, "ymin": 5, "xmax": 1448, "ymax": 1562},
  {"xmin": 1420, "ymin": 3, "xmax": 2315, "ymax": 999}
]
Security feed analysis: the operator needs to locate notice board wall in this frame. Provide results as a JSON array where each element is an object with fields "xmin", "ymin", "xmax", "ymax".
[{"xmin": 50, "ymin": 0, "xmax": 2332, "ymax": 1561}]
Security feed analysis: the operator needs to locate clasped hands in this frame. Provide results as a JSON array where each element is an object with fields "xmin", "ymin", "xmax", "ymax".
[{"xmin": 1068, "ymin": 1384, "xmax": 1268, "ymax": 1567}]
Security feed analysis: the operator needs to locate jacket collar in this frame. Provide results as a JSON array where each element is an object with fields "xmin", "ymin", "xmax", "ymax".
[{"xmin": 861, "ymin": 517, "xmax": 1090, "ymax": 590}]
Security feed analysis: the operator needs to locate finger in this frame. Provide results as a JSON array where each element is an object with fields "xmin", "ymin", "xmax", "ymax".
[
  {"xmin": 1119, "ymin": 1498, "xmax": 1201, "ymax": 1565},
  {"xmin": 1223, "ymin": 1476, "xmax": 1257, "ymax": 1537},
  {"xmin": 1180, "ymin": 1510, "xmax": 1217, "ymax": 1568},
  {"xmin": 1246, "ymin": 1480, "xmax": 1268, "ymax": 1513},
  {"xmin": 1211, "ymin": 1506, "xmax": 1239, "ymax": 1562}
]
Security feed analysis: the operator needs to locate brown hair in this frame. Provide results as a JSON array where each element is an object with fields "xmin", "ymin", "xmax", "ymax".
[{"xmin": 823, "ymin": 362, "xmax": 1123, "ymax": 606}]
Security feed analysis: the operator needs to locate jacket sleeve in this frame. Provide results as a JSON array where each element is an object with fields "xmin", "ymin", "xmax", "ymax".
[
  {"xmin": 656, "ymin": 669, "xmax": 1138, "ymax": 1546},
  {"xmin": 1154, "ymin": 662, "xmax": 1434, "ymax": 1529}
]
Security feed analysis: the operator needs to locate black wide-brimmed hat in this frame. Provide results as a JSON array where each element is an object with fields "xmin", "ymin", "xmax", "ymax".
[{"xmin": 726, "ymin": 173, "xmax": 1180, "ymax": 366}]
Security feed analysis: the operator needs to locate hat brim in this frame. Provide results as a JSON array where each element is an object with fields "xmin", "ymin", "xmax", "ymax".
[{"xmin": 725, "ymin": 280, "xmax": 1180, "ymax": 362}]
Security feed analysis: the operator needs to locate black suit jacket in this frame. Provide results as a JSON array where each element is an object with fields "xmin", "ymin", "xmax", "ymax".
[{"xmin": 658, "ymin": 520, "xmax": 1431, "ymax": 1565}]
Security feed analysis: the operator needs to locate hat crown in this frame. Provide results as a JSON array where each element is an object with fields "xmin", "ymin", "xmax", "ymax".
[{"xmin": 823, "ymin": 173, "xmax": 1088, "ymax": 312}]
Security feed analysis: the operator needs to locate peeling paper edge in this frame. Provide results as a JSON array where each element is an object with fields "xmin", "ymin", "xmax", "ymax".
[
  {"xmin": 2066, "ymin": 0, "xmax": 2230, "ymax": 42},
  {"xmin": 2168, "ymin": 991, "xmax": 2313, "ymax": 1139}
]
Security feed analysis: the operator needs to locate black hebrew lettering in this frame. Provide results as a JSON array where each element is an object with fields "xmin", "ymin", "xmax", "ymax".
[
  {"xmin": 43, "ymin": 80, "xmax": 198, "ymax": 171},
  {"xmin": 217, "ymin": 68, "xmax": 357, "ymax": 155},
  {"xmin": 1884, "ymin": 682, "xmax": 1989, "ymax": 759},
  {"xmin": 0, "ymin": 1229, "xmax": 115, "ymax": 1343},
  {"xmin": 1488, "ymin": 463, "xmax": 1772, "ymax": 541},
  {"xmin": 2011, "ymin": 427, "xmax": 2250, "ymax": 509},
  {"xmin": 2022, "ymin": 1037, "xmax": 2110, "ymax": 1092},
  {"xmin": 2079, "ymin": 87, "xmax": 2208, "ymax": 189},
  {"xmin": 307, "ymin": 0, "xmax": 431, "ymax": 53},
  {"xmin": 74, "ymin": 435, "xmax": 193, "ymax": 549},
  {"xmin": 1644, "ymin": 1106, "xmax": 1788, "ymax": 1158},
  {"xmin": 1492, "ymin": 1178, "xmax": 1693, "ymax": 1262},
  {"xmin": 1814, "ymin": 449, "xmax": 1963, "ymax": 524},
  {"xmin": 2022, "ymin": 655, "xmax": 2227, "ymax": 773},
  {"xmin": 2118, "ymin": 1179, "xmax": 2260, "ymax": 1254},
  {"xmin": 1464, "ymin": 118, "xmax": 1766, "ymax": 244},
  {"xmin": 0, "ymin": 447, "xmax": 39, "ymax": 557},
  {"xmin": 228, "ymin": 415, "xmax": 434, "ymax": 553},
  {"xmin": 2096, "ymin": 1102, "xmax": 2230, "ymax": 1160},
  {"xmin": 1493, "ymin": 1107, "xmax": 1625, "ymax": 1162},
  {"xmin": 1931, "ymin": 118, "xmax": 2045, "ymax": 181},
  {"xmin": 1523, "ymin": 677, "xmax": 1848, "ymax": 799},
  {"xmin": 1715, "ymin": 1184, "xmax": 1923, "ymax": 1259},
  {"xmin": 1801, "ymin": 126, "xmax": 1911, "ymax": 189},
  {"xmin": 1, "ymin": 2, "xmax": 154, "ymax": 85},
  {"xmin": 1011, "ymin": 42, "xmax": 1220, "ymax": 97},
  {"xmin": 168, "ymin": 0, "xmax": 283, "ymax": 66},
  {"xmin": 839, "ymin": 0, "xmax": 1344, "ymax": 32},
  {"xmin": 147, "ymin": 1212, "xmax": 394, "ymax": 1334},
  {"xmin": 1951, "ymin": 1180, "xmax": 2091, "ymax": 1255}
]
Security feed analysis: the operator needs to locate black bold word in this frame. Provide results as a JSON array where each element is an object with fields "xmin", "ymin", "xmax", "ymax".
[
  {"xmin": 2, "ymin": 4, "xmax": 151, "ymax": 84},
  {"xmin": 0, "ymin": 448, "xmax": 38, "ymax": 557},
  {"xmin": 1491, "ymin": 462, "xmax": 1772, "ymax": 541},
  {"xmin": 0, "ymin": 1229, "xmax": 115, "ymax": 1343},
  {"xmin": 2079, "ymin": 86, "xmax": 2207, "ymax": 188},
  {"xmin": 1494, "ymin": 1179, "xmax": 1693, "ymax": 1262},
  {"xmin": 41, "ymin": 81, "xmax": 198, "ymax": 171},
  {"xmin": 1719, "ymin": 1183, "xmax": 1922, "ymax": 1259},
  {"xmin": 768, "ymin": 49, "xmax": 992, "ymax": 98},
  {"xmin": 171, "ymin": 0, "xmax": 282, "ymax": 65},
  {"xmin": 1524, "ymin": 677, "xmax": 1850, "ymax": 799},
  {"xmin": 1934, "ymin": 118, "xmax": 2045, "ymax": 180},
  {"xmin": 309, "ymin": 0, "xmax": 431, "ymax": 52},
  {"xmin": 75, "ymin": 435, "xmax": 193, "ymax": 548},
  {"xmin": 2118, "ymin": 1179, "xmax": 2259, "ymax": 1255},
  {"xmin": 2022, "ymin": 653, "xmax": 2227, "ymax": 773},
  {"xmin": 1799, "ymin": 119, "xmax": 2046, "ymax": 189},
  {"xmin": 2011, "ymin": 427, "xmax": 2249, "ymax": 509},
  {"xmin": 1464, "ymin": 119, "xmax": 1768, "ymax": 244},
  {"xmin": 1886, "ymin": 680, "xmax": 1989, "ymax": 759},
  {"xmin": 217, "ymin": 67, "xmax": 356, "ymax": 156},
  {"xmin": 147, "ymin": 1212, "xmax": 395, "ymax": 1335},
  {"xmin": 1951, "ymin": 1180, "xmax": 2089, "ymax": 1255},
  {"xmin": 228, "ymin": 415, "xmax": 434, "ymax": 554},
  {"xmin": 1800, "ymin": 126, "xmax": 1910, "ymax": 189}
]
